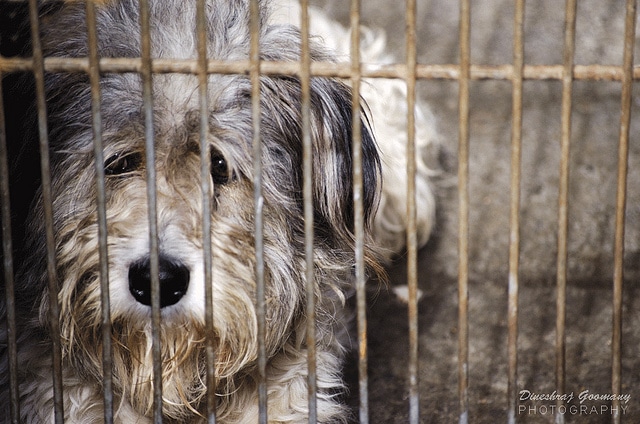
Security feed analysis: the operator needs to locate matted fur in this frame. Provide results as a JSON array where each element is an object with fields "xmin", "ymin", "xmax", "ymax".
[{"xmin": 0, "ymin": 0, "xmax": 435, "ymax": 422}]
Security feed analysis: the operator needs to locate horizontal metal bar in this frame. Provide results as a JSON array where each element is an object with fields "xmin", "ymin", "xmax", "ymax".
[{"xmin": 2, "ymin": 56, "xmax": 640, "ymax": 81}]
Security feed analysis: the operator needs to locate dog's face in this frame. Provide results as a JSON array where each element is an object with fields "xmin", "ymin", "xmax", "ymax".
[{"xmin": 19, "ymin": 0, "xmax": 381, "ymax": 419}]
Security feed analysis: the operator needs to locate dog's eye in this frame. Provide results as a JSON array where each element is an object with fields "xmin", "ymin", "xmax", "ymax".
[
  {"xmin": 210, "ymin": 151, "xmax": 232, "ymax": 185},
  {"xmin": 104, "ymin": 152, "xmax": 142, "ymax": 176}
]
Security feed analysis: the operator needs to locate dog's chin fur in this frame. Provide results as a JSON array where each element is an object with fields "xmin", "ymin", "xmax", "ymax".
[{"xmin": 0, "ymin": 0, "xmax": 435, "ymax": 422}]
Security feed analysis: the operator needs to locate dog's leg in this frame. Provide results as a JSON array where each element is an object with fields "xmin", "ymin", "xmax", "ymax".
[
  {"xmin": 18, "ymin": 365, "xmax": 151, "ymax": 423},
  {"xmin": 268, "ymin": 349, "xmax": 348, "ymax": 423},
  {"xmin": 226, "ymin": 347, "xmax": 348, "ymax": 423}
]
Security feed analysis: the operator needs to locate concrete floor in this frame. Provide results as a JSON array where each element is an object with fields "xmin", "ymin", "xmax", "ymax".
[{"xmin": 308, "ymin": 0, "xmax": 640, "ymax": 422}]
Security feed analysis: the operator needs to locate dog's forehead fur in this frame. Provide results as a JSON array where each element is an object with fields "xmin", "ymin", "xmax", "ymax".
[
  {"xmin": 43, "ymin": 0, "xmax": 281, "ymax": 146},
  {"xmin": 45, "ymin": 0, "xmax": 268, "ymax": 58}
]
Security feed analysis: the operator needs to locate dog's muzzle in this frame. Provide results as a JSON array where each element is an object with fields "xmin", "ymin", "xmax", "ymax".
[{"xmin": 128, "ymin": 255, "xmax": 190, "ymax": 307}]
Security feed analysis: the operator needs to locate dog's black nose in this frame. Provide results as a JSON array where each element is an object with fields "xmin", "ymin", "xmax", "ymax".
[{"xmin": 128, "ymin": 256, "xmax": 190, "ymax": 308}]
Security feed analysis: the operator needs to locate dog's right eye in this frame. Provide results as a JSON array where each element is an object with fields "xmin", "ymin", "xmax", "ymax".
[{"xmin": 104, "ymin": 152, "xmax": 142, "ymax": 176}]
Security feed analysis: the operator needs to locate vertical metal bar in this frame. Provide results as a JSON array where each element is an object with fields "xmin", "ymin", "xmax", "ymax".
[
  {"xmin": 349, "ymin": 1, "xmax": 368, "ymax": 422},
  {"xmin": 555, "ymin": 1, "xmax": 577, "ymax": 423},
  {"xmin": 85, "ymin": 1, "xmax": 114, "ymax": 422},
  {"xmin": 137, "ymin": 0, "xmax": 163, "ymax": 422},
  {"xmin": 27, "ymin": 0, "xmax": 65, "ymax": 422},
  {"xmin": 404, "ymin": 0, "xmax": 420, "ymax": 422},
  {"xmin": 195, "ymin": 0, "xmax": 217, "ymax": 422},
  {"xmin": 0, "ymin": 69, "xmax": 20, "ymax": 424},
  {"xmin": 612, "ymin": 1, "xmax": 636, "ymax": 423},
  {"xmin": 507, "ymin": 1, "xmax": 525, "ymax": 423},
  {"xmin": 248, "ymin": 1, "xmax": 267, "ymax": 423},
  {"xmin": 457, "ymin": 1, "xmax": 471, "ymax": 423},
  {"xmin": 299, "ymin": 1, "xmax": 318, "ymax": 422}
]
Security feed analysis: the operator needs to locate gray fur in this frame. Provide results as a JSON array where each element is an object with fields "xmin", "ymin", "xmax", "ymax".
[{"xmin": 1, "ymin": 0, "xmax": 383, "ymax": 422}]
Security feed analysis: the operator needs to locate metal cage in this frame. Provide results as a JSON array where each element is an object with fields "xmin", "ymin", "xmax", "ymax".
[{"xmin": 0, "ymin": 0, "xmax": 637, "ymax": 423}]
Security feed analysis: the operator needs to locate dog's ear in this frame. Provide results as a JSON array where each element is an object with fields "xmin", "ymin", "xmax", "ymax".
[
  {"xmin": 258, "ymin": 74, "xmax": 382, "ymax": 267},
  {"xmin": 307, "ymin": 78, "xmax": 381, "ymax": 246}
]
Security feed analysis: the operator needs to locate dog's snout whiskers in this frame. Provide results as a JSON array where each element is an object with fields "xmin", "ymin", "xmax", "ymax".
[{"xmin": 128, "ymin": 255, "xmax": 190, "ymax": 308}]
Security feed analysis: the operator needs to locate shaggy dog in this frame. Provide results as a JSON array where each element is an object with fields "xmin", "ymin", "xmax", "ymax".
[{"xmin": 0, "ymin": 0, "xmax": 435, "ymax": 422}]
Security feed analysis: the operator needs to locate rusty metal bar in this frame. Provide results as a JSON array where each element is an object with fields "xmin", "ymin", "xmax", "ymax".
[
  {"xmin": 349, "ymin": 0, "xmax": 368, "ymax": 422},
  {"xmin": 298, "ymin": 0, "xmax": 318, "ymax": 422},
  {"xmin": 194, "ymin": 0, "xmax": 217, "ymax": 422},
  {"xmin": 612, "ymin": 1, "xmax": 636, "ymax": 423},
  {"xmin": 507, "ymin": 1, "xmax": 525, "ymax": 423},
  {"xmin": 555, "ymin": 1, "xmax": 577, "ymax": 423},
  {"xmin": 457, "ymin": 0, "xmax": 471, "ymax": 423},
  {"xmin": 404, "ymin": 0, "xmax": 420, "ymax": 422},
  {"xmin": 4, "ymin": 57, "xmax": 640, "ymax": 82},
  {"xmin": 248, "ymin": 1, "xmax": 267, "ymax": 423},
  {"xmin": 0, "ymin": 67, "xmax": 19, "ymax": 424},
  {"xmin": 137, "ymin": 0, "xmax": 163, "ymax": 422},
  {"xmin": 84, "ymin": 1, "xmax": 114, "ymax": 423},
  {"xmin": 27, "ymin": 0, "xmax": 65, "ymax": 422}
]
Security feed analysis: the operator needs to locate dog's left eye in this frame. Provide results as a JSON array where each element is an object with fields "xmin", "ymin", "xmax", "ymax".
[
  {"xmin": 104, "ymin": 152, "xmax": 142, "ymax": 176},
  {"xmin": 210, "ymin": 152, "xmax": 232, "ymax": 185}
]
